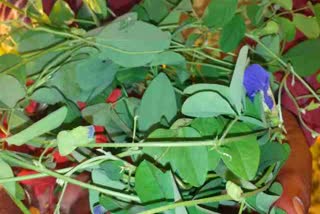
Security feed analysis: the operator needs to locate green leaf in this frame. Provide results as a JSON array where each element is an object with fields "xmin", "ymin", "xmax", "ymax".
[
  {"xmin": 57, "ymin": 126, "xmax": 94, "ymax": 156},
  {"xmin": 25, "ymin": 51, "xmax": 61, "ymax": 75},
  {"xmin": 274, "ymin": 17, "xmax": 296, "ymax": 41},
  {"xmin": 95, "ymin": 13, "xmax": 171, "ymax": 67},
  {"xmin": 305, "ymin": 100, "xmax": 320, "ymax": 111},
  {"xmin": 142, "ymin": 0, "xmax": 169, "ymax": 23},
  {"xmin": 182, "ymin": 91, "xmax": 235, "ymax": 117},
  {"xmin": 259, "ymin": 142, "xmax": 290, "ymax": 171},
  {"xmin": 293, "ymin": 14, "xmax": 320, "ymax": 39},
  {"xmin": 82, "ymin": 103, "xmax": 128, "ymax": 140},
  {"xmin": 270, "ymin": 207, "xmax": 287, "ymax": 214},
  {"xmin": 271, "ymin": 0, "xmax": 292, "ymax": 10},
  {"xmin": 15, "ymin": 30, "xmax": 63, "ymax": 53},
  {"xmin": 100, "ymin": 160, "xmax": 124, "ymax": 181},
  {"xmin": 183, "ymin": 84, "xmax": 231, "ymax": 101},
  {"xmin": 31, "ymin": 87, "xmax": 64, "ymax": 105},
  {"xmin": 159, "ymin": 0, "xmax": 192, "ymax": 25},
  {"xmin": 313, "ymin": 4, "xmax": 320, "ymax": 28},
  {"xmin": 100, "ymin": 195, "xmax": 140, "ymax": 214},
  {"xmin": 49, "ymin": 55, "xmax": 118, "ymax": 102},
  {"xmin": 246, "ymin": 182, "xmax": 283, "ymax": 213},
  {"xmin": 144, "ymin": 127, "xmax": 208, "ymax": 186},
  {"xmin": 208, "ymin": 150, "xmax": 221, "ymax": 171},
  {"xmin": 89, "ymin": 190, "xmax": 100, "ymax": 214},
  {"xmin": 135, "ymin": 160, "xmax": 174, "ymax": 203},
  {"xmin": 229, "ymin": 45, "xmax": 249, "ymax": 114},
  {"xmin": 226, "ymin": 181, "xmax": 243, "ymax": 201},
  {"xmin": 220, "ymin": 135, "xmax": 260, "ymax": 180},
  {"xmin": 65, "ymin": 100, "xmax": 81, "ymax": 123},
  {"xmin": 0, "ymin": 54, "xmax": 26, "ymax": 84},
  {"xmin": 256, "ymin": 35, "xmax": 280, "ymax": 62},
  {"xmin": 220, "ymin": 15, "xmax": 246, "ymax": 52},
  {"xmin": 116, "ymin": 67, "xmax": 148, "ymax": 85},
  {"xmin": 138, "ymin": 73, "xmax": 177, "ymax": 131},
  {"xmin": 8, "ymin": 110, "xmax": 30, "ymax": 130},
  {"xmin": 0, "ymin": 74, "xmax": 26, "ymax": 108},
  {"xmin": 0, "ymin": 158, "xmax": 16, "ymax": 197},
  {"xmin": 150, "ymin": 51, "xmax": 185, "ymax": 66},
  {"xmin": 190, "ymin": 117, "xmax": 226, "ymax": 137},
  {"xmin": 243, "ymin": 94, "xmax": 264, "ymax": 122},
  {"xmin": 194, "ymin": 177, "xmax": 223, "ymax": 199},
  {"xmin": 247, "ymin": 4, "xmax": 264, "ymax": 27},
  {"xmin": 91, "ymin": 169, "xmax": 126, "ymax": 190},
  {"xmin": 49, "ymin": 0, "xmax": 74, "ymax": 26},
  {"xmin": 283, "ymin": 39, "xmax": 320, "ymax": 76},
  {"xmin": 6, "ymin": 107, "xmax": 68, "ymax": 145},
  {"xmin": 202, "ymin": 0, "xmax": 238, "ymax": 28},
  {"xmin": 75, "ymin": 57, "xmax": 118, "ymax": 91}
]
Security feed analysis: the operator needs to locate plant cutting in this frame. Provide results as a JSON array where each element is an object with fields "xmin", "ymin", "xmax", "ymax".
[{"xmin": 0, "ymin": 0, "xmax": 319, "ymax": 213}]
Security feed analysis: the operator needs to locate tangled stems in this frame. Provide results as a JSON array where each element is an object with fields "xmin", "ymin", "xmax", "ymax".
[
  {"xmin": 139, "ymin": 182, "xmax": 272, "ymax": 214},
  {"xmin": 0, "ymin": 151, "xmax": 141, "ymax": 203},
  {"xmin": 283, "ymin": 76, "xmax": 320, "ymax": 136},
  {"xmin": 246, "ymin": 33, "xmax": 320, "ymax": 103},
  {"xmin": 246, "ymin": 33, "xmax": 320, "ymax": 137}
]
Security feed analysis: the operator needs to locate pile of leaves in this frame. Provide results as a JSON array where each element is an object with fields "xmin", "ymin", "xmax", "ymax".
[{"xmin": 0, "ymin": 0, "xmax": 320, "ymax": 213}]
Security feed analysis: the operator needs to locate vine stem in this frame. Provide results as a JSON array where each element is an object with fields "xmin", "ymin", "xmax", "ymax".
[
  {"xmin": 171, "ymin": 41, "xmax": 234, "ymax": 67},
  {"xmin": 138, "ymin": 182, "xmax": 271, "ymax": 214},
  {"xmin": 255, "ymin": 164, "xmax": 276, "ymax": 187},
  {"xmin": 238, "ymin": 200, "xmax": 245, "ymax": 214},
  {"xmin": 0, "ymin": 152, "xmax": 141, "ymax": 203},
  {"xmin": 186, "ymin": 61, "xmax": 232, "ymax": 72},
  {"xmin": 0, "ymin": 167, "xmax": 73, "ymax": 183},
  {"xmin": 284, "ymin": 78, "xmax": 320, "ymax": 136},
  {"xmin": 80, "ymin": 129, "xmax": 270, "ymax": 148}
]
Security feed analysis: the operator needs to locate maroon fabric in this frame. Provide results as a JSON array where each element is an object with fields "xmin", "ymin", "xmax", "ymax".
[
  {"xmin": 107, "ymin": 0, "xmax": 140, "ymax": 15},
  {"xmin": 280, "ymin": 0, "xmax": 320, "ymax": 146}
]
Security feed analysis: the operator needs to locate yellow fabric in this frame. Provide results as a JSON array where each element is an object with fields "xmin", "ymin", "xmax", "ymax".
[{"xmin": 310, "ymin": 137, "xmax": 320, "ymax": 213}]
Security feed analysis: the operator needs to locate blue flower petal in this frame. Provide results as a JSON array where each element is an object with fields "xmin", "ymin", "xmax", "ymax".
[
  {"xmin": 93, "ymin": 205, "xmax": 106, "ymax": 214},
  {"xmin": 264, "ymin": 95, "xmax": 274, "ymax": 109},
  {"xmin": 88, "ymin": 125, "xmax": 95, "ymax": 139},
  {"xmin": 243, "ymin": 64, "xmax": 273, "ymax": 109}
]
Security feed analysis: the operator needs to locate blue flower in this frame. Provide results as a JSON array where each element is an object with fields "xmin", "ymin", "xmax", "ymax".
[
  {"xmin": 243, "ymin": 64, "xmax": 273, "ymax": 109},
  {"xmin": 93, "ymin": 205, "xmax": 106, "ymax": 214}
]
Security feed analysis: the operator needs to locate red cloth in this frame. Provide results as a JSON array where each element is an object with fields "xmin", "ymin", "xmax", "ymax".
[{"xmin": 280, "ymin": 0, "xmax": 320, "ymax": 146}]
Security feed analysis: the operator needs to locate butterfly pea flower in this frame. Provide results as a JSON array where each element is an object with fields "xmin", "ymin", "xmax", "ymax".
[
  {"xmin": 93, "ymin": 205, "xmax": 106, "ymax": 214},
  {"xmin": 243, "ymin": 64, "xmax": 274, "ymax": 109}
]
